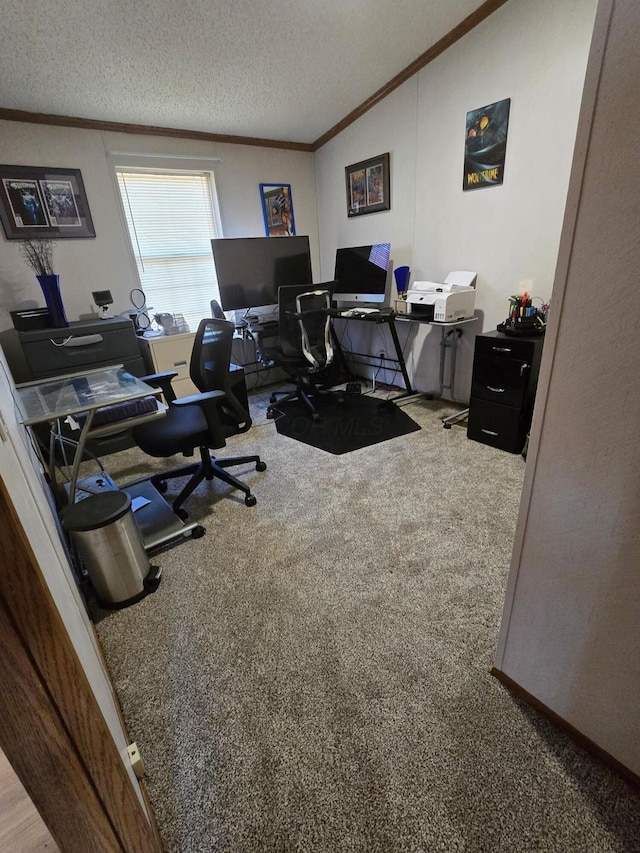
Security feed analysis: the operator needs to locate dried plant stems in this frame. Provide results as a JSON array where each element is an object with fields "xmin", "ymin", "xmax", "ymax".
[{"xmin": 18, "ymin": 239, "xmax": 55, "ymax": 276}]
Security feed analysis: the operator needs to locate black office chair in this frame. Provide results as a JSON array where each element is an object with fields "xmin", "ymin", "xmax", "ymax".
[
  {"xmin": 210, "ymin": 298, "xmax": 226, "ymax": 319},
  {"xmin": 264, "ymin": 283, "xmax": 337, "ymax": 420},
  {"xmin": 132, "ymin": 318, "xmax": 266, "ymax": 518}
]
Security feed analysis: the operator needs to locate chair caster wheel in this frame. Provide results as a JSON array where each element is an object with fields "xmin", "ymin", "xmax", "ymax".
[
  {"xmin": 443, "ymin": 423, "xmax": 452, "ymax": 430},
  {"xmin": 269, "ymin": 393, "xmax": 277, "ymax": 403},
  {"xmin": 191, "ymin": 525, "xmax": 205, "ymax": 539},
  {"xmin": 266, "ymin": 408, "xmax": 275, "ymax": 420},
  {"xmin": 256, "ymin": 461, "xmax": 267, "ymax": 472},
  {"xmin": 155, "ymin": 480, "xmax": 168, "ymax": 493},
  {"xmin": 245, "ymin": 494, "xmax": 257, "ymax": 507},
  {"xmin": 311, "ymin": 412, "xmax": 320, "ymax": 420},
  {"xmin": 175, "ymin": 507, "xmax": 189, "ymax": 521}
]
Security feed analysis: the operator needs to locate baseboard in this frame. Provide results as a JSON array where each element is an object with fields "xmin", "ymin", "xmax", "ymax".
[{"xmin": 490, "ymin": 667, "xmax": 640, "ymax": 790}]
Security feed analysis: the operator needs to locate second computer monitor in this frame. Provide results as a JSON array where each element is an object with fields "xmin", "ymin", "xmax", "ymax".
[
  {"xmin": 333, "ymin": 243, "xmax": 391, "ymax": 304},
  {"xmin": 211, "ymin": 235, "xmax": 313, "ymax": 312}
]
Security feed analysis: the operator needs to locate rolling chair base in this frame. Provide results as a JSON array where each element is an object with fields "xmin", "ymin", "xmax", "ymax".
[
  {"xmin": 267, "ymin": 386, "xmax": 344, "ymax": 421},
  {"xmin": 150, "ymin": 447, "xmax": 266, "ymax": 518}
]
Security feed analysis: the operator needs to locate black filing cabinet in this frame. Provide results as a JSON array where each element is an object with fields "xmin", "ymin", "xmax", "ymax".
[{"xmin": 467, "ymin": 330, "xmax": 544, "ymax": 453}]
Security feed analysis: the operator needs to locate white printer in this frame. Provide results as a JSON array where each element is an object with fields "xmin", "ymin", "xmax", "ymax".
[{"xmin": 406, "ymin": 270, "xmax": 477, "ymax": 322}]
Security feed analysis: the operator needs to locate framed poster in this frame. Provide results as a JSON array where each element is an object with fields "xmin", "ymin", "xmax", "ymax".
[
  {"xmin": 345, "ymin": 153, "xmax": 390, "ymax": 217},
  {"xmin": 0, "ymin": 164, "xmax": 96, "ymax": 239},
  {"xmin": 463, "ymin": 98, "xmax": 511, "ymax": 191},
  {"xmin": 259, "ymin": 183, "xmax": 296, "ymax": 236}
]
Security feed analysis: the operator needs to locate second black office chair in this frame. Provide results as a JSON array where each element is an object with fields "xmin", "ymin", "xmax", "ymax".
[
  {"xmin": 132, "ymin": 318, "xmax": 266, "ymax": 518},
  {"xmin": 264, "ymin": 283, "xmax": 338, "ymax": 420}
]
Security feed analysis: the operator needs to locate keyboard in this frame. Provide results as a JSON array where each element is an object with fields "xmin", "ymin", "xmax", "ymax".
[{"xmin": 339, "ymin": 307, "xmax": 381, "ymax": 318}]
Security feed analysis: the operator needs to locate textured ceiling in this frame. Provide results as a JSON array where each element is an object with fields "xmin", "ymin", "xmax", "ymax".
[{"xmin": 0, "ymin": 0, "xmax": 491, "ymax": 145}]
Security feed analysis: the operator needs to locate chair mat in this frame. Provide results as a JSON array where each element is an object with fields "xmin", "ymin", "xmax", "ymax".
[{"xmin": 272, "ymin": 393, "xmax": 420, "ymax": 454}]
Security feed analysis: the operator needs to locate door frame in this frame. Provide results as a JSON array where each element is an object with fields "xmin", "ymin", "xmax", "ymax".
[{"xmin": 0, "ymin": 475, "xmax": 163, "ymax": 852}]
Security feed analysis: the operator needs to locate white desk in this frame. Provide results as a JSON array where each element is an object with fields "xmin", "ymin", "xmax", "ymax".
[
  {"xmin": 393, "ymin": 314, "xmax": 478, "ymax": 403},
  {"xmin": 16, "ymin": 365, "xmax": 163, "ymax": 498}
]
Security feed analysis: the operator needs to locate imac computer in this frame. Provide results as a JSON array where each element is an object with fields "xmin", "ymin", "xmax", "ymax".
[
  {"xmin": 333, "ymin": 243, "xmax": 391, "ymax": 305},
  {"xmin": 211, "ymin": 235, "xmax": 313, "ymax": 313}
]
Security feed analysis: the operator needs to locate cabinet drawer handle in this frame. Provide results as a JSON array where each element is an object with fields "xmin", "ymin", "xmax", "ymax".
[
  {"xmin": 173, "ymin": 360, "xmax": 188, "ymax": 367},
  {"xmin": 58, "ymin": 334, "xmax": 104, "ymax": 348},
  {"xmin": 492, "ymin": 346, "xmax": 511, "ymax": 352},
  {"xmin": 481, "ymin": 429, "xmax": 499, "ymax": 436},
  {"xmin": 487, "ymin": 386, "xmax": 505, "ymax": 393}
]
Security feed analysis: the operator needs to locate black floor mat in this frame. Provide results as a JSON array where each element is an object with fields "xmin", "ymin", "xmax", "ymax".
[{"xmin": 273, "ymin": 393, "xmax": 420, "ymax": 454}]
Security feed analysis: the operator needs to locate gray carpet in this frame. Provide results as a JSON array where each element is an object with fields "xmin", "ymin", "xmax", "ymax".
[{"xmin": 95, "ymin": 390, "xmax": 640, "ymax": 852}]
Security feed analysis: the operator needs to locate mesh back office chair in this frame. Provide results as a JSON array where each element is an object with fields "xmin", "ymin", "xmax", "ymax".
[
  {"xmin": 132, "ymin": 318, "xmax": 266, "ymax": 518},
  {"xmin": 264, "ymin": 283, "xmax": 337, "ymax": 420}
]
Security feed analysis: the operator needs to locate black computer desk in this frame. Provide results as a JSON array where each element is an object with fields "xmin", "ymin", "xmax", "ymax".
[
  {"xmin": 329, "ymin": 309, "xmax": 415, "ymax": 398},
  {"xmin": 239, "ymin": 310, "xmax": 475, "ymax": 407}
]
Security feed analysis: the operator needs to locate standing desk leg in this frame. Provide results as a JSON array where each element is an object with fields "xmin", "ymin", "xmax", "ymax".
[
  {"xmin": 330, "ymin": 325, "xmax": 351, "ymax": 380},
  {"xmin": 442, "ymin": 407, "xmax": 469, "ymax": 428},
  {"xmin": 439, "ymin": 327, "xmax": 469, "ymax": 428},
  {"xmin": 438, "ymin": 327, "xmax": 463, "ymax": 398},
  {"xmin": 387, "ymin": 317, "xmax": 414, "ymax": 396}
]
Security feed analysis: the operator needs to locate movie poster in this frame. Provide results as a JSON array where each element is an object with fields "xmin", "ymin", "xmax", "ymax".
[{"xmin": 463, "ymin": 98, "xmax": 511, "ymax": 191}]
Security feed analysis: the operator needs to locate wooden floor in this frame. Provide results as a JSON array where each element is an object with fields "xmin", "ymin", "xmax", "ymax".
[{"xmin": 0, "ymin": 749, "xmax": 58, "ymax": 852}]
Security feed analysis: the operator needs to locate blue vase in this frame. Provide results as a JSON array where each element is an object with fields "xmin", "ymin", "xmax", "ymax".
[
  {"xmin": 36, "ymin": 274, "xmax": 69, "ymax": 328},
  {"xmin": 394, "ymin": 266, "xmax": 411, "ymax": 297}
]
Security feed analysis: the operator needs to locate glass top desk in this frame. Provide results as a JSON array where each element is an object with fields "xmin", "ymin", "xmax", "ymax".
[
  {"xmin": 15, "ymin": 365, "xmax": 203, "ymax": 552},
  {"xmin": 15, "ymin": 365, "xmax": 164, "ymax": 503}
]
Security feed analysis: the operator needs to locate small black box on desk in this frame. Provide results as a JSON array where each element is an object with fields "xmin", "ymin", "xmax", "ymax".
[{"xmin": 10, "ymin": 308, "xmax": 51, "ymax": 331}]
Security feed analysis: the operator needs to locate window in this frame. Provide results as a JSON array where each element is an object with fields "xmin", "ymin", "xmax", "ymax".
[{"xmin": 116, "ymin": 169, "xmax": 221, "ymax": 332}]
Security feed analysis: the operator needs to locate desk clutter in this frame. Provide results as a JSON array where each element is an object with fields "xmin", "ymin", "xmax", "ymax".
[{"xmin": 496, "ymin": 292, "xmax": 548, "ymax": 336}]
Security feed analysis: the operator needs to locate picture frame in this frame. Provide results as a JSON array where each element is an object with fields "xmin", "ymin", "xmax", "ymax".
[
  {"xmin": 463, "ymin": 98, "xmax": 511, "ymax": 191},
  {"xmin": 345, "ymin": 153, "xmax": 390, "ymax": 217},
  {"xmin": 259, "ymin": 183, "xmax": 296, "ymax": 236},
  {"xmin": 0, "ymin": 164, "xmax": 96, "ymax": 239}
]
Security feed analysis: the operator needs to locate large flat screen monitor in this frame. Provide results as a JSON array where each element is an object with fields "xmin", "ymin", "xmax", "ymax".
[
  {"xmin": 333, "ymin": 243, "xmax": 391, "ymax": 304},
  {"xmin": 211, "ymin": 236, "xmax": 312, "ymax": 312}
]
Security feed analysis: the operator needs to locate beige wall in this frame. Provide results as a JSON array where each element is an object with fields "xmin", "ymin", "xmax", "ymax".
[
  {"xmin": 314, "ymin": 0, "xmax": 598, "ymax": 398},
  {"xmin": 0, "ymin": 122, "xmax": 318, "ymax": 329},
  {"xmin": 0, "ymin": 0, "xmax": 598, "ymax": 403},
  {"xmin": 495, "ymin": 0, "xmax": 640, "ymax": 775}
]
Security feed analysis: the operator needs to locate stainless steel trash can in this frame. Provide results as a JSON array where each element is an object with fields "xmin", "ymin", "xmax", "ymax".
[{"xmin": 63, "ymin": 490, "xmax": 161, "ymax": 608}]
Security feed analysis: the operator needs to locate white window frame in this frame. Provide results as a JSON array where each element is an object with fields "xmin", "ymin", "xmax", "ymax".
[{"xmin": 111, "ymin": 154, "xmax": 224, "ymax": 334}]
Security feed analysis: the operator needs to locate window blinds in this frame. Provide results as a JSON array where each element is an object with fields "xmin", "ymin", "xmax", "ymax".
[{"xmin": 116, "ymin": 170, "xmax": 220, "ymax": 332}]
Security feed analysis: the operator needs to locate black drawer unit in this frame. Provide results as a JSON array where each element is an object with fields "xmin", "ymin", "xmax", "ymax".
[
  {"xmin": 15, "ymin": 317, "xmax": 146, "ymax": 458},
  {"xmin": 467, "ymin": 330, "xmax": 544, "ymax": 453},
  {"xmin": 18, "ymin": 317, "xmax": 145, "ymax": 380}
]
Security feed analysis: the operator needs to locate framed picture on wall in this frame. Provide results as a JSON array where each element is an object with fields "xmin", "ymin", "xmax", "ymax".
[
  {"xmin": 0, "ymin": 164, "xmax": 96, "ymax": 239},
  {"xmin": 345, "ymin": 153, "xmax": 390, "ymax": 217},
  {"xmin": 463, "ymin": 98, "xmax": 511, "ymax": 191},
  {"xmin": 259, "ymin": 183, "xmax": 296, "ymax": 236}
]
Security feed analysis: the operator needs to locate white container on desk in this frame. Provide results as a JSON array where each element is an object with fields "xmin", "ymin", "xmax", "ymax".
[{"xmin": 139, "ymin": 331, "xmax": 197, "ymax": 398}]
